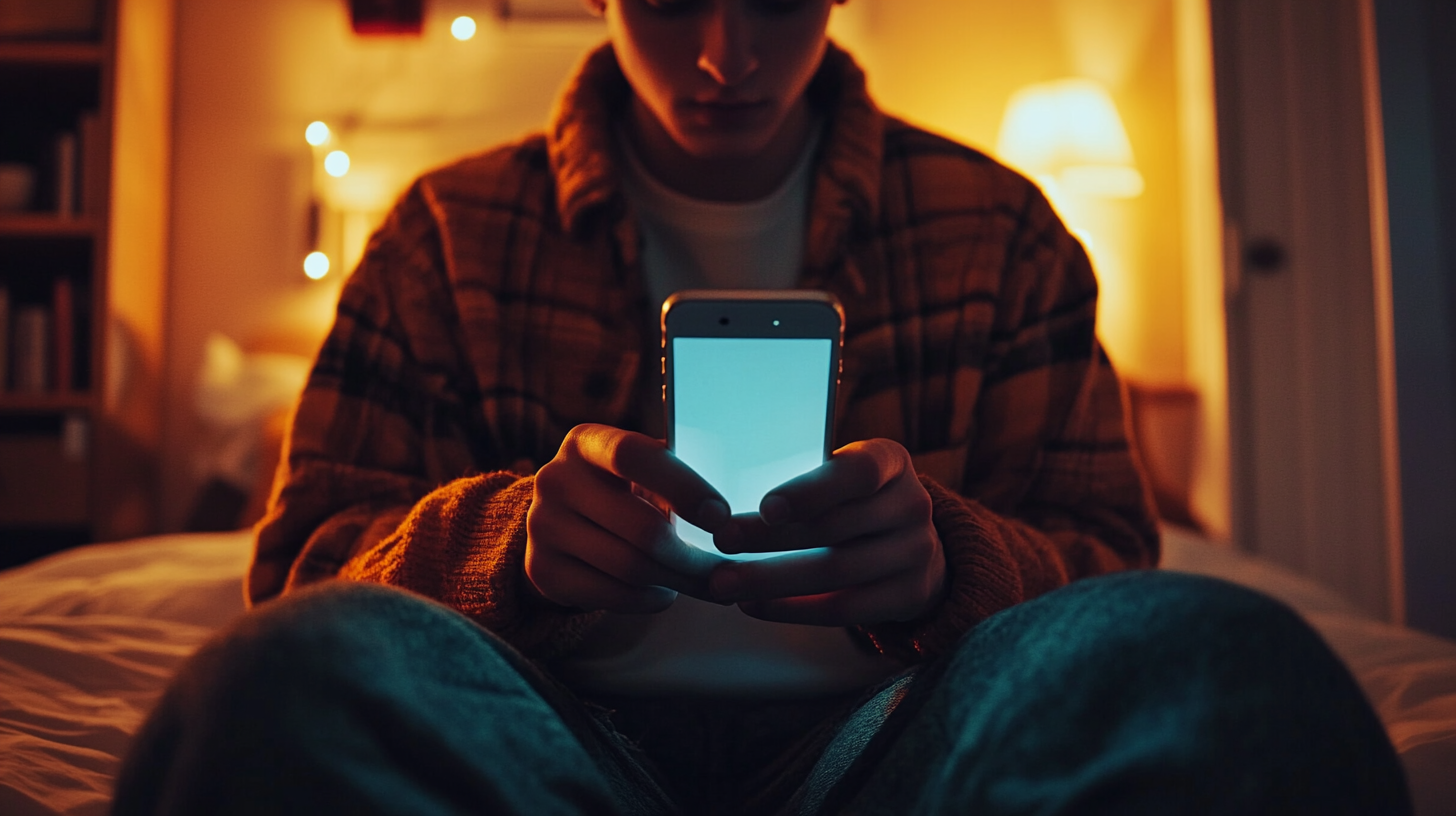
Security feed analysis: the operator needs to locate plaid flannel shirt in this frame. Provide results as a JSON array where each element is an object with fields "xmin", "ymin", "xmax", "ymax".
[{"xmin": 249, "ymin": 42, "xmax": 1160, "ymax": 662}]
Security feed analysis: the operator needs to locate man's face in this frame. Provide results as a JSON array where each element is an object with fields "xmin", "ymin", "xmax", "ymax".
[{"xmin": 605, "ymin": 0, "xmax": 840, "ymax": 160}]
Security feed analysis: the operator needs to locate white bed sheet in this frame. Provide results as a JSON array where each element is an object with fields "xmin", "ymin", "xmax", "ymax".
[
  {"xmin": 0, "ymin": 527, "xmax": 1452, "ymax": 815},
  {"xmin": 0, "ymin": 532, "xmax": 251, "ymax": 816}
]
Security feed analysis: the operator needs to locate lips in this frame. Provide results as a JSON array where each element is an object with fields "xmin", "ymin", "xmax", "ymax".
[{"xmin": 678, "ymin": 97, "xmax": 773, "ymax": 131}]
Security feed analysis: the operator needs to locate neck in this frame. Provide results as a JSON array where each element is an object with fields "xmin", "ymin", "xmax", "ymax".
[{"xmin": 626, "ymin": 99, "xmax": 813, "ymax": 203}]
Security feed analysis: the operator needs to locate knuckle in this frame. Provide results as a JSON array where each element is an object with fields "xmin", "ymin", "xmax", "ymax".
[
  {"xmin": 854, "ymin": 450, "xmax": 890, "ymax": 492},
  {"xmin": 561, "ymin": 423, "xmax": 592, "ymax": 451},
  {"xmin": 605, "ymin": 430, "xmax": 648, "ymax": 477},
  {"xmin": 525, "ymin": 507, "xmax": 554, "ymax": 544},
  {"xmin": 533, "ymin": 462, "xmax": 563, "ymax": 497},
  {"xmin": 602, "ymin": 432, "xmax": 628, "ymax": 474},
  {"xmin": 905, "ymin": 482, "xmax": 934, "ymax": 521}
]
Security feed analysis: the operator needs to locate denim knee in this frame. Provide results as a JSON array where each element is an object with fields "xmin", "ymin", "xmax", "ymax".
[
  {"xmin": 894, "ymin": 571, "xmax": 1406, "ymax": 815},
  {"xmin": 970, "ymin": 569, "xmax": 1319, "ymax": 660},
  {"xmin": 195, "ymin": 581, "xmax": 522, "ymax": 694},
  {"xmin": 921, "ymin": 568, "xmax": 1367, "ymax": 729}
]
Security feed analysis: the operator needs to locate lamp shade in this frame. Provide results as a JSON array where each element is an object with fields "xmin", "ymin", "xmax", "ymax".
[{"xmin": 996, "ymin": 78, "xmax": 1144, "ymax": 198}]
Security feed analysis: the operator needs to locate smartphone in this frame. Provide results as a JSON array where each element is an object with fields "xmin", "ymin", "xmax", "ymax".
[{"xmin": 662, "ymin": 290, "xmax": 844, "ymax": 560}]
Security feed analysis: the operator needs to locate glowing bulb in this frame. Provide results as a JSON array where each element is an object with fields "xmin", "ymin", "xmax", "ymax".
[
  {"xmin": 324, "ymin": 150, "xmax": 350, "ymax": 177},
  {"xmin": 305, "ymin": 121, "xmax": 330, "ymax": 146},
  {"xmin": 304, "ymin": 251, "xmax": 331, "ymax": 280},
  {"xmin": 451, "ymin": 16, "xmax": 476, "ymax": 40}
]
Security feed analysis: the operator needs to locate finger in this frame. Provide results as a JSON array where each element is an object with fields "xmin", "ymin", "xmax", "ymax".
[
  {"xmin": 758, "ymin": 439, "xmax": 908, "ymax": 526},
  {"xmin": 584, "ymin": 531, "xmax": 714, "ymax": 599},
  {"xmin": 737, "ymin": 572, "xmax": 936, "ymax": 627},
  {"xmin": 569, "ymin": 462, "xmax": 729, "ymax": 579},
  {"xmin": 708, "ymin": 529, "xmax": 929, "ymax": 602},
  {"xmin": 536, "ymin": 443, "xmax": 728, "ymax": 578},
  {"xmin": 565, "ymin": 424, "xmax": 730, "ymax": 532},
  {"xmin": 715, "ymin": 478, "xmax": 929, "ymax": 554},
  {"xmin": 528, "ymin": 493, "xmax": 718, "ymax": 597},
  {"xmin": 527, "ymin": 547, "xmax": 678, "ymax": 614}
]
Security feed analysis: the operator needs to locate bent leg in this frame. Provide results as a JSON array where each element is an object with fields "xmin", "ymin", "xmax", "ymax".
[
  {"xmin": 820, "ymin": 571, "xmax": 1411, "ymax": 816},
  {"xmin": 111, "ymin": 582, "xmax": 671, "ymax": 816}
]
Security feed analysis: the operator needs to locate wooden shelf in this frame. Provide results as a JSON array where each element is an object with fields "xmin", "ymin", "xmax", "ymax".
[
  {"xmin": 0, "ymin": 216, "xmax": 99, "ymax": 238},
  {"xmin": 0, "ymin": 393, "xmax": 93, "ymax": 413},
  {"xmin": 0, "ymin": 42, "xmax": 104, "ymax": 65},
  {"xmin": 0, "ymin": 0, "xmax": 170, "ymax": 545}
]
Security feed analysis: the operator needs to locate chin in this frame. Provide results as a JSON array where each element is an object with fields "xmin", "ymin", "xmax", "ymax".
[{"xmin": 673, "ymin": 130, "xmax": 780, "ymax": 161}]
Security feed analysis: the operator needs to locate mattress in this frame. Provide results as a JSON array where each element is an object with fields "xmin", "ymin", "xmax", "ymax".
[{"xmin": 0, "ymin": 527, "xmax": 1452, "ymax": 815}]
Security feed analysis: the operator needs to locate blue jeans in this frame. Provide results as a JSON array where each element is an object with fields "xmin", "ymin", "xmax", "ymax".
[{"xmin": 111, "ymin": 572, "xmax": 1410, "ymax": 815}]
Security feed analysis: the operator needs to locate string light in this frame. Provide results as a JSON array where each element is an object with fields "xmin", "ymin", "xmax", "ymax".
[
  {"xmin": 324, "ymin": 150, "xmax": 350, "ymax": 177},
  {"xmin": 451, "ymin": 16, "xmax": 477, "ymax": 40},
  {"xmin": 304, "ymin": 251, "xmax": 331, "ymax": 280},
  {"xmin": 305, "ymin": 121, "xmax": 331, "ymax": 146}
]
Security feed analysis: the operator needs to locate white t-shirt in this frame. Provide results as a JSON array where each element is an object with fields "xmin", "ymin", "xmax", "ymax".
[
  {"xmin": 626, "ymin": 128, "xmax": 811, "ymax": 308},
  {"xmin": 551, "ymin": 127, "xmax": 902, "ymax": 697}
]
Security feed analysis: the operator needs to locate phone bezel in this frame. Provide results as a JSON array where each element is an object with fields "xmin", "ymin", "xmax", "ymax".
[{"xmin": 661, "ymin": 289, "xmax": 845, "ymax": 488}]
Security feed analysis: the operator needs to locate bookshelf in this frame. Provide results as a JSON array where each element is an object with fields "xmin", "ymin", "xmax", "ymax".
[{"xmin": 0, "ymin": 0, "xmax": 172, "ymax": 566}]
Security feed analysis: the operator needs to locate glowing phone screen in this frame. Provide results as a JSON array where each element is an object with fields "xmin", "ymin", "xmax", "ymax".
[{"xmin": 671, "ymin": 336, "xmax": 833, "ymax": 555}]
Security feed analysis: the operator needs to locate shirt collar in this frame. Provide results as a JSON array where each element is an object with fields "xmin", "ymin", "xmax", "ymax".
[{"xmin": 546, "ymin": 41, "xmax": 884, "ymax": 242}]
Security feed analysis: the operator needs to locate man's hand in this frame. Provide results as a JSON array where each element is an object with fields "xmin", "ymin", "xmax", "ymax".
[
  {"xmin": 708, "ymin": 438, "xmax": 947, "ymax": 626},
  {"xmin": 526, "ymin": 424, "xmax": 731, "ymax": 614}
]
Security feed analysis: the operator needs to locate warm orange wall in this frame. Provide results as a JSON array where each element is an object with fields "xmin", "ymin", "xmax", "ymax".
[
  {"xmin": 832, "ymin": 0, "xmax": 1189, "ymax": 387},
  {"xmin": 160, "ymin": 0, "xmax": 605, "ymax": 529},
  {"xmin": 831, "ymin": 0, "xmax": 1229, "ymax": 534}
]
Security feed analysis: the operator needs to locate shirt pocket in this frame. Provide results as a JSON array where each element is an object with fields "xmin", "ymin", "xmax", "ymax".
[{"xmin": 524, "ymin": 312, "xmax": 642, "ymax": 429}]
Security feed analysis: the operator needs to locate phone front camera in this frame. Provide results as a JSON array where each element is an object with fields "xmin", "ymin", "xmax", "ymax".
[
  {"xmin": 719, "ymin": 317, "xmax": 730, "ymax": 325},
  {"xmin": 773, "ymin": 319, "xmax": 781, "ymax": 327}
]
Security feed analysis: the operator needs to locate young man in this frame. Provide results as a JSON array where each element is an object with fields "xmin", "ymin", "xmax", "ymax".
[{"xmin": 112, "ymin": 1, "xmax": 1410, "ymax": 813}]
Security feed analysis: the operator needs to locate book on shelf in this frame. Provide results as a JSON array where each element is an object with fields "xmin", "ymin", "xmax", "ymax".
[
  {"xmin": 12, "ymin": 305, "xmax": 49, "ymax": 394},
  {"xmin": 0, "ymin": 285, "xmax": 9, "ymax": 393},
  {"xmin": 71, "ymin": 276, "xmax": 91, "ymax": 391},
  {"xmin": 53, "ymin": 277, "xmax": 74, "ymax": 392},
  {"xmin": 78, "ymin": 112, "xmax": 102, "ymax": 217},
  {"xmin": 0, "ymin": 0, "xmax": 101, "ymax": 40},
  {"xmin": 55, "ymin": 131, "xmax": 78, "ymax": 218}
]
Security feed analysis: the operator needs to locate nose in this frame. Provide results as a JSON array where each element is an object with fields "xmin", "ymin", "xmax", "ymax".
[{"xmin": 697, "ymin": 1, "xmax": 759, "ymax": 87}]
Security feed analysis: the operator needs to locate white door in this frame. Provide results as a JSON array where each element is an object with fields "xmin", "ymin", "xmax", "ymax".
[{"xmin": 1209, "ymin": 0, "xmax": 1403, "ymax": 621}]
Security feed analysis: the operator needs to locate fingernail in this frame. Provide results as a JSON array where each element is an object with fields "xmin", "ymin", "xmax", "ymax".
[
  {"xmin": 697, "ymin": 498, "xmax": 730, "ymax": 532},
  {"xmin": 760, "ymin": 495, "xmax": 791, "ymax": 526}
]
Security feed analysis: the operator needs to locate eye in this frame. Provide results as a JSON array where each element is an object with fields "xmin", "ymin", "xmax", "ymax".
[
  {"xmin": 641, "ymin": 0, "xmax": 705, "ymax": 15},
  {"xmin": 751, "ymin": 0, "xmax": 814, "ymax": 14}
]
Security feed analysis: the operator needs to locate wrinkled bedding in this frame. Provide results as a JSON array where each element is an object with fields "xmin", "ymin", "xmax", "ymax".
[
  {"xmin": 0, "ymin": 528, "xmax": 1452, "ymax": 815},
  {"xmin": 0, "ymin": 533, "xmax": 251, "ymax": 816}
]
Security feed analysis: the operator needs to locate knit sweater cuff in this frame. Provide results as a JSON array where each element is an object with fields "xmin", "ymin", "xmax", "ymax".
[
  {"xmin": 853, "ymin": 475, "xmax": 1024, "ymax": 662},
  {"xmin": 343, "ymin": 472, "xmax": 603, "ymax": 659}
]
